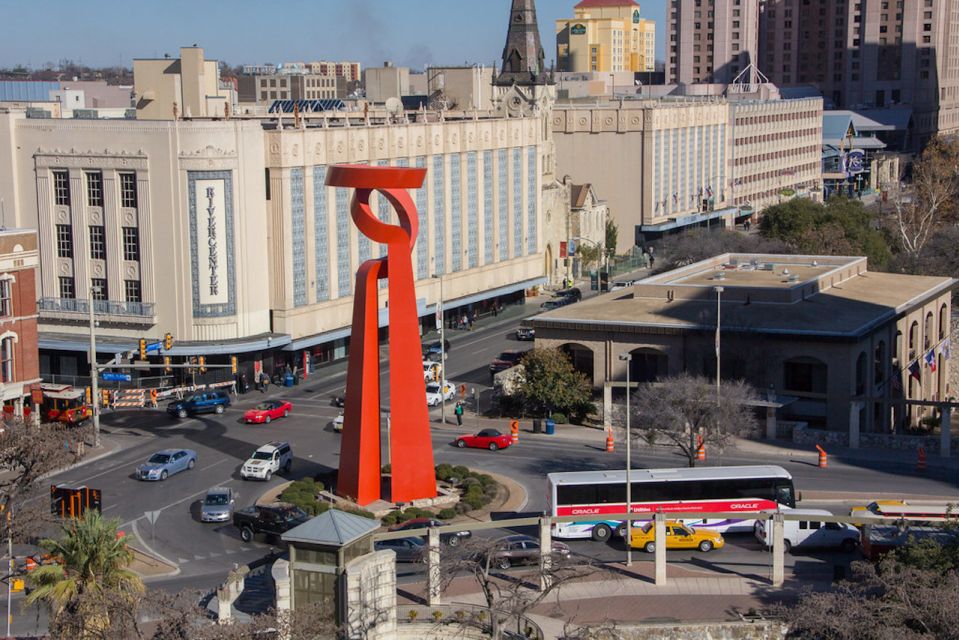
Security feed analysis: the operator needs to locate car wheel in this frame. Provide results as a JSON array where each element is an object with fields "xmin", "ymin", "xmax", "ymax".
[
  {"xmin": 215, "ymin": 405, "xmax": 225, "ymax": 414},
  {"xmin": 283, "ymin": 410, "xmax": 289, "ymax": 418},
  {"xmin": 177, "ymin": 409, "xmax": 188, "ymax": 419},
  {"xmin": 616, "ymin": 523, "xmax": 627, "ymax": 538},
  {"xmin": 840, "ymin": 539, "xmax": 857, "ymax": 553},
  {"xmin": 644, "ymin": 542, "xmax": 656, "ymax": 553},
  {"xmin": 495, "ymin": 557, "xmax": 511, "ymax": 570},
  {"xmin": 160, "ymin": 470, "xmax": 168, "ymax": 481},
  {"xmin": 240, "ymin": 527, "xmax": 254, "ymax": 543},
  {"xmin": 447, "ymin": 536, "xmax": 460, "ymax": 547},
  {"xmin": 265, "ymin": 471, "xmax": 272, "ymax": 482},
  {"xmin": 457, "ymin": 440, "xmax": 467, "ymax": 448},
  {"xmin": 591, "ymin": 523, "xmax": 612, "ymax": 542},
  {"xmin": 265, "ymin": 416, "xmax": 272, "ymax": 424},
  {"xmin": 488, "ymin": 442, "xmax": 498, "ymax": 451},
  {"xmin": 698, "ymin": 540, "xmax": 713, "ymax": 552},
  {"xmin": 284, "ymin": 460, "xmax": 292, "ymax": 473},
  {"xmin": 188, "ymin": 459, "xmax": 195, "ymax": 470},
  {"xmin": 783, "ymin": 540, "xmax": 793, "ymax": 554}
]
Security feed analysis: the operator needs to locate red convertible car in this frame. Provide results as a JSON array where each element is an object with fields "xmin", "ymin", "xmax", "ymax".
[
  {"xmin": 454, "ymin": 429, "xmax": 512, "ymax": 451},
  {"xmin": 243, "ymin": 400, "xmax": 293, "ymax": 424}
]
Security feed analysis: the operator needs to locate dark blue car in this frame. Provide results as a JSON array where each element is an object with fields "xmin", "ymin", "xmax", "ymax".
[{"xmin": 166, "ymin": 390, "xmax": 231, "ymax": 419}]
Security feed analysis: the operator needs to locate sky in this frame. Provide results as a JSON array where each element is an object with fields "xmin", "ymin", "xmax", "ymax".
[{"xmin": 0, "ymin": 0, "xmax": 666, "ymax": 71}]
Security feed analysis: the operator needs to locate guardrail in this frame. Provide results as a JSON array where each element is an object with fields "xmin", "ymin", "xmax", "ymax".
[{"xmin": 38, "ymin": 297, "xmax": 156, "ymax": 318}]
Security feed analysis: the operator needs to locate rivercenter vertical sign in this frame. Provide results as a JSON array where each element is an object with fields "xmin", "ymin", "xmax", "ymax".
[{"xmin": 195, "ymin": 179, "xmax": 228, "ymax": 305}]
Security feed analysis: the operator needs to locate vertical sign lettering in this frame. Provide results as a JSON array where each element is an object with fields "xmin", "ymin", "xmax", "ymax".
[{"xmin": 195, "ymin": 179, "xmax": 229, "ymax": 305}]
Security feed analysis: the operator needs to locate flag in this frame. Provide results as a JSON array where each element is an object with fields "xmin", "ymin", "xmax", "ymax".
[
  {"xmin": 705, "ymin": 185, "xmax": 713, "ymax": 198},
  {"xmin": 908, "ymin": 360, "xmax": 922, "ymax": 382},
  {"xmin": 943, "ymin": 337, "xmax": 952, "ymax": 360},
  {"xmin": 891, "ymin": 367, "xmax": 903, "ymax": 394},
  {"xmin": 672, "ymin": 192, "xmax": 678, "ymax": 206},
  {"xmin": 925, "ymin": 349, "xmax": 937, "ymax": 372}
]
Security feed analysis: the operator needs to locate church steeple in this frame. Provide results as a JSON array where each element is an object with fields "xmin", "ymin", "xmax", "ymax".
[{"xmin": 495, "ymin": 0, "xmax": 550, "ymax": 86}]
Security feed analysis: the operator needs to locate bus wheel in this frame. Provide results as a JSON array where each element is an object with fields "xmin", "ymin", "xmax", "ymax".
[
  {"xmin": 615, "ymin": 523, "xmax": 627, "ymax": 538},
  {"xmin": 591, "ymin": 523, "xmax": 612, "ymax": 542}
]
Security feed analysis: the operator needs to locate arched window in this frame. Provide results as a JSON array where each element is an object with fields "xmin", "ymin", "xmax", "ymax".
[
  {"xmin": 874, "ymin": 341, "xmax": 886, "ymax": 384},
  {"xmin": 925, "ymin": 312, "xmax": 934, "ymax": 349},
  {"xmin": 856, "ymin": 352, "xmax": 867, "ymax": 395},
  {"xmin": 909, "ymin": 321, "xmax": 919, "ymax": 355},
  {"xmin": 940, "ymin": 304, "xmax": 948, "ymax": 340}
]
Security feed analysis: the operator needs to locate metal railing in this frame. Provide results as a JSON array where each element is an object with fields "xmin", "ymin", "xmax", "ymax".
[{"xmin": 38, "ymin": 297, "xmax": 155, "ymax": 318}]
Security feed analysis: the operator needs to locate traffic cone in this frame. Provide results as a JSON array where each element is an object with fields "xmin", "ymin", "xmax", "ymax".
[
  {"xmin": 917, "ymin": 447, "xmax": 927, "ymax": 472},
  {"xmin": 696, "ymin": 435, "xmax": 706, "ymax": 461},
  {"xmin": 816, "ymin": 444, "xmax": 828, "ymax": 469},
  {"xmin": 510, "ymin": 420, "xmax": 519, "ymax": 445},
  {"xmin": 606, "ymin": 429, "xmax": 615, "ymax": 453}
]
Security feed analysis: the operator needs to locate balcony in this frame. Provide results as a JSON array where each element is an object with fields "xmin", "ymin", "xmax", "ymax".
[{"xmin": 38, "ymin": 297, "xmax": 157, "ymax": 326}]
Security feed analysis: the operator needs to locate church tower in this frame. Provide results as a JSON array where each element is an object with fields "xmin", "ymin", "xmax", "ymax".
[{"xmin": 493, "ymin": 0, "xmax": 555, "ymax": 118}]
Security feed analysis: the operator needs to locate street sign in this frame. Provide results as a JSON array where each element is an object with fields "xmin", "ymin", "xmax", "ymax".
[
  {"xmin": 145, "ymin": 341, "xmax": 162, "ymax": 354},
  {"xmin": 144, "ymin": 510, "xmax": 162, "ymax": 525},
  {"xmin": 101, "ymin": 373, "xmax": 132, "ymax": 382}
]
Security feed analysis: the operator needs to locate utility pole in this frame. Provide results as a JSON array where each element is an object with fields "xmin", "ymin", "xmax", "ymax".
[
  {"xmin": 88, "ymin": 289, "xmax": 100, "ymax": 449},
  {"xmin": 619, "ymin": 352, "xmax": 632, "ymax": 567},
  {"xmin": 715, "ymin": 286, "xmax": 723, "ymax": 402},
  {"xmin": 6, "ymin": 509, "xmax": 12, "ymax": 638},
  {"xmin": 435, "ymin": 273, "xmax": 447, "ymax": 426}
]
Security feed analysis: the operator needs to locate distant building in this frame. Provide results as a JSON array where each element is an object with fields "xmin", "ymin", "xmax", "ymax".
[
  {"xmin": 542, "ymin": 179, "xmax": 609, "ymax": 285},
  {"xmin": 821, "ymin": 110, "xmax": 900, "ymax": 200},
  {"xmin": 0, "ymin": 229, "xmax": 40, "ymax": 419},
  {"xmin": 667, "ymin": 0, "xmax": 761, "ymax": 85},
  {"xmin": 425, "ymin": 66, "xmax": 495, "ymax": 110},
  {"xmin": 556, "ymin": 0, "xmax": 656, "ymax": 73},
  {"xmin": 363, "ymin": 63, "xmax": 411, "ymax": 103},
  {"xmin": 133, "ymin": 46, "xmax": 233, "ymax": 120}
]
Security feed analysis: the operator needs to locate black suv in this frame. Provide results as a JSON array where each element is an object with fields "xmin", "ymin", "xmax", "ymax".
[
  {"xmin": 232, "ymin": 503, "xmax": 309, "ymax": 543},
  {"xmin": 388, "ymin": 517, "xmax": 473, "ymax": 547},
  {"xmin": 166, "ymin": 390, "xmax": 231, "ymax": 419}
]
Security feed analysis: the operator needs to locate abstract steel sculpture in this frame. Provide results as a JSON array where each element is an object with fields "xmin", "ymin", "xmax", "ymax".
[{"xmin": 326, "ymin": 165, "xmax": 436, "ymax": 505}]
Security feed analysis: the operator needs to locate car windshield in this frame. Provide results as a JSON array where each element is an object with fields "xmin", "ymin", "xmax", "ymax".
[
  {"xmin": 252, "ymin": 452, "xmax": 273, "ymax": 461},
  {"xmin": 426, "ymin": 384, "xmax": 440, "ymax": 393},
  {"xmin": 255, "ymin": 403, "xmax": 272, "ymax": 410},
  {"xmin": 281, "ymin": 508, "xmax": 307, "ymax": 522},
  {"xmin": 205, "ymin": 493, "xmax": 230, "ymax": 506},
  {"xmin": 148, "ymin": 454, "xmax": 171, "ymax": 464}
]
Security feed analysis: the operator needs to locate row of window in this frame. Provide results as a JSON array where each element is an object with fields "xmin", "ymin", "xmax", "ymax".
[
  {"xmin": 55, "ymin": 224, "xmax": 139, "ymax": 261},
  {"xmin": 58, "ymin": 277, "xmax": 141, "ymax": 303},
  {"xmin": 736, "ymin": 130, "xmax": 820, "ymax": 147},
  {"xmin": 736, "ymin": 147, "xmax": 820, "ymax": 166},
  {"xmin": 53, "ymin": 170, "xmax": 138, "ymax": 209},
  {"xmin": 735, "ymin": 111, "xmax": 820, "ymax": 127}
]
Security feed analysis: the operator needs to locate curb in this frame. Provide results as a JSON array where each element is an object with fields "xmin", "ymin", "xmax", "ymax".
[
  {"xmin": 39, "ymin": 435, "xmax": 125, "ymax": 481},
  {"xmin": 129, "ymin": 519, "xmax": 181, "ymax": 579}
]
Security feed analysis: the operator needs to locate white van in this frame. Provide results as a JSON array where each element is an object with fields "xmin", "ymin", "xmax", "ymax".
[{"xmin": 754, "ymin": 509, "xmax": 860, "ymax": 553}]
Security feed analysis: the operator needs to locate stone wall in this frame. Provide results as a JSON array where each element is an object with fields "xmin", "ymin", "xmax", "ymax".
[
  {"xmin": 607, "ymin": 621, "xmax": 787, "ymax": 640},
  {"xmin": 791, "ymin": 423, "xmax": 849, "ymax": 448},
  {"xmin": 344, "ymin": 550, "xmax": 397, "ymax": 639},
  {"xmin": 790, "ymin": 422, "xmax": 958, "ymax": 453}
]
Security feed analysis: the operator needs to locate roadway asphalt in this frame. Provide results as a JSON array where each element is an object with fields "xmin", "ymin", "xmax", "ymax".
[{"xmin": 5, "ymin": 293, "xmax": 959, "ymax": 635}]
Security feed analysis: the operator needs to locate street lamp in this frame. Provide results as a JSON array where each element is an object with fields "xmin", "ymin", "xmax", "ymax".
[
  {"xmin": 714, "ymin": 286, "xmax": 723, "ymax": 402},
  {"xmin": 618, "ymin": 351, "xmax": 632, "ymax": 567},
  {"xmin": 433, "ymin": 273, "xmax": 447, "ymax": 427},
  {"xmin": 88, "ymin": 286, "xmax": 101, "ymax": 449}
]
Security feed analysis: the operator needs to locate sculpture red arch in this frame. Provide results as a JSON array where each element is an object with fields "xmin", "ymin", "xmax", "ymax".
[{"xmin": 326, "ymin": 165, "xmax": 436, "ymax": 505}]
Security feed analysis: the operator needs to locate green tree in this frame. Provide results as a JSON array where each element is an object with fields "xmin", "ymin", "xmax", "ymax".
[
  {"xmin": 515, "ymin": 348, "xmax": 594, "ymax": 422},
  {"xmin": 27, "ymin": 510, "xmax": 144, "ymax": 639},
  {"xmin": 604, "ymin": 218, "xmax": 619, "ymax": 257},
  {"xmin": 576, "ymin": 243, "xmax": 602, "ymax": 271}
]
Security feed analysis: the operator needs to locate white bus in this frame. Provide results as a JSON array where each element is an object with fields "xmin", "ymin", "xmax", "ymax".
[{"xmin": 547, "ymin": 465, "xmax": 795, "ymax": 541}]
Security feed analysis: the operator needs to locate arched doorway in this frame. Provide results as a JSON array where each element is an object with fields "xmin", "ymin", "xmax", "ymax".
[
  {"xmin": 628, "ymin": 348, "xmax": 667, "ymax": 383},
  {"xmin": 544, "ymin": 244, "xmax": 554, "ymax": 285},
  {"xmin": 558, "ymin": 343, "xmax": 594, "ymax": 383}
]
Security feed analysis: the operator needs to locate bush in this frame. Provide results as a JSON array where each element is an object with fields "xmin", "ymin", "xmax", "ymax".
[
  {"xmin": 476, "ymin": 474, "xmax": 495, "ymax": 488},
  {"xmin": 452, "ymin": 465, "xmax": 470, "ymax": 480},
  {"xmin": 279, "ymin": 478, "xmax": 325, "ymax": 516},
  {"xmin": 463, "ymin": 494, "xmax": 485, "ymax": 510},
  {"xmin": 483, "ymin": 485, "xmax": 499, "ymax": 499},
  {"xmin": 460, "ymin": 476, "xmax": 481, "ymax": 490},
  {"xmin": 437, "ymin": 508, "xmax": 456, "ymax": 520},
  {"xmin": 454, "ymin": 501, "xmax": 472, "ymax": 514},
  {"xmin": 550, "ymin": 413, "xmax": 568, "ymax": 424},
  {"xmin": 343, "ymin": 507, "xmax": 375, "ymax": 519},
  {"xmin": 381, "ymin": 510, "xmax": 404, "ymax": 526},
  {"xmin": 435, "ymin": 463, "xmax": 454, "ymax": 481}
]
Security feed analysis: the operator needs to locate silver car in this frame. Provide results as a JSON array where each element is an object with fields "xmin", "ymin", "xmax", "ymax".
[{"xmin": 200, "ymin": 487, "xmax": 235, "ymax": 523}]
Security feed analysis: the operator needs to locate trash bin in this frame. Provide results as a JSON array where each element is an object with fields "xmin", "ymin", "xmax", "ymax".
[
  {"xmin": 532, "ymin": 419, "xmax": 542, "ymax": 434},
  {"xmin": 545, "ymin": 419, "xmax": 555, "ymax": 435},
  {"xmin": 284, "ymin": 373, "xmax": 294, "ymax": 388}
]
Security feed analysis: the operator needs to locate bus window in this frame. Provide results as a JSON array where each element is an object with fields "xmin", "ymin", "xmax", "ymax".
[{"xmin": 776, "ymin": 482, "xmax": 796, "ymax": 508}]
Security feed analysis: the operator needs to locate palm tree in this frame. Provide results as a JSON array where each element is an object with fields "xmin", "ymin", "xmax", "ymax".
[{"xmin": 26, "ymin": 510, "xmax": 144, "ymax": 638}]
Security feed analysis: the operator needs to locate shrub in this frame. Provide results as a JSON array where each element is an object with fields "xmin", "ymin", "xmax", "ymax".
[
  {"xmin": 476, "ymin": 474, "xmax": 495, "ymax": 488},
  {"xmin": 461, "ymin": 477, "xmax": 481, "ymax": 490},
  {"xmin": 344, "ymin": 507, "xmax": 375, "ymax": 519},
  {"xmin": 464, "ymin": 494, "xmax": 485, "ymax": 510},
  {"xmin": 381, "ymin": 510, "xmax": 404, "ymax": 526},
  {"xmin": 484, "ymin": 485, "xmax": 499, "ymax": 499},
  {"xmin": 435, "ymin": 463, "xmax": 454, "ymax": 481},
  {"xmin": 437, "ymin": 508, "xmax": 456, "ymax": 520},
  {"xmin": 454, "ymin": 502, "xmax": 472, "ymax": 515},
  {"xmin": 279, "ymin": 478, "xmax": 325, "ymax": 515},
  {"xmin": 452, "ymin": 465, "xmax": 470, "ymax": 480},
  {"xmin": 550, "ymin": 412, "xmax": 568, "ymax": 424}
]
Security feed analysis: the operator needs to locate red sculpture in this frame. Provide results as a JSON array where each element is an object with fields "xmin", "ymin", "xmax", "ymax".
[{"xmin": 326, "ymin": 165, "xmax": 437, "ymax": 505}]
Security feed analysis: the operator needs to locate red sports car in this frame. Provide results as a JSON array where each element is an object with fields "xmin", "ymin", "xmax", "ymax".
[
  {"xmin": 454, "ymin": 429, "xmax": 512, "ymax": 451},
  {"xmin": 243, "ymin": 400, "xmax": 292, "ymax": 424}
]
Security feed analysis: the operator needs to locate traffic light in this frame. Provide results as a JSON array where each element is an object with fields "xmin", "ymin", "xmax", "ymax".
[
  {"xmin": 198, "ymin": 356, "xmax": 207, "ymax": 374},
  {"xmin": 164, "ymin": 333, "xmax": 173, "ymax": 351},
  {"xmin": 139, "ymin": 338, "xmax": 147, "ymax": 360},
  {"xmin": 85, "ymin": 386, "xmax": 91, "ymax": 404},
  {"xmin": 163, "ymin": 356, "xmax": 172, "ymax": 373},
  {"xmin": 100, "ymin": 390, "xmax": 110, "ymax": 407},
  {"xmin": 230, "ymin": 356, "xmax": 238, "ymax": 375}
]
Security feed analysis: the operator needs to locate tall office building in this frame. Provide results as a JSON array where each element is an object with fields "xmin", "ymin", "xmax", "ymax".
[
  {"xmin": 759, "ymin": 0, "xmax": 959, "ymax": 147},
  {"xmin": 667, "ymin": 0, "xmax": 760, "ymax": 84},
  {"xmin": 556, "ymin": 0, "xmax": 656, "ymax": 73}
]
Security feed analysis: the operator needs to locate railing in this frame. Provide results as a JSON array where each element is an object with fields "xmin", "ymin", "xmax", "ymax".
[{"xmin": 38, "ymin": 297, "xmax": 156, "ymax": 318}]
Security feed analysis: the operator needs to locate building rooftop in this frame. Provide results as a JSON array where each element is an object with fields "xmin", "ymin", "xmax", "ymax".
[
  {"xmin": 282, "ymin": 509, "xmax": 380, "ymax": 547},
  {"xmin": 533, "ymin": 254, "xmax": 956, "ymax": 338},
  {"xmin": 574, "ymin": 0, "xmax": 640, "ymax": 7}
]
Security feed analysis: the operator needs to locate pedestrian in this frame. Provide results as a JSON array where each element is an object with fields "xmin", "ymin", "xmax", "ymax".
[
  {"xmin": 649, "ymin": 254, "xmax": 655, "ymax": 269},
  {"xmin": 454, "ymin": 402, "xmax": 464, "ymax": 426},
  {"xmin": 492, "ymin": 303, "xmax": 498, "ymax": 318},
  {"xmin": 468, "ymin": 313, "xmax": 475, "ymax": 331},
  {"xmin": 461, "ymin": 314, "xmax": 468, "ymax": 330}
]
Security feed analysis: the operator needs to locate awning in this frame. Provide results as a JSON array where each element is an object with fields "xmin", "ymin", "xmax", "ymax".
[
  {"xmin": 39, "ymin": 332, "xmax": 292, "ymax": 356},
  {"xmin": 640, "ymin": 207, "xmax": 739, "ymax": 233},
  {"xmin": 39, "ymin": 383, "xmax": 84, "ymax": 401}
]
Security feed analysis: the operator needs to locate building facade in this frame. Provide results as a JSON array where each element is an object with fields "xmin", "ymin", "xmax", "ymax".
[
  {"xmin": 425, "ymin": 66, "xmax": 496, "ymax": 111},
  {"xmin": 759, "ymin": 0, "xmax": 959, "ymax": 146},
  {"xmin": 0, "ymin": 229, "xmax": 40, "ymax": 418},
  {"xmin": 667, "ymin": 0, "xmax": 760, "ymax": 85},
  {"xmin": 133, "ymin": 46, "xmax": 232, "ymax": 120},
  {"xmin": 556, "ymin": 0, "xmax": 656, "ymax": 73}
]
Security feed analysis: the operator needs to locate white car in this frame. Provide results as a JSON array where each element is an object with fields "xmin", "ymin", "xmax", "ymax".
[
  {"xmin": 333, "ymin": 412, "xmax": 344, "ymax": 432},
  {"xmin": 240, "ymin": 441, "xmax": 293, "ymax": 481},
  {"xmin": 423, "ymin": 361, "xmax": 442, "ymax": 382},
  {"xmin": 426, "ymin": 381, "xmax": 455, "ymax": 406}
]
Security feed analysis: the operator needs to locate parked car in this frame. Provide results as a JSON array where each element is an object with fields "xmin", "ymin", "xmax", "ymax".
[
  {"xmin": 515, "ymin": 327, "xmax": 535, "ymax": 341},
  {"xmin": 389, "ymin": 517, "xmax": 473, "ymax": 547},
  {"xmin": 243, "ymin": 400, "xmax": 293, "ymax": 424},
  {"xmin": 629, "ymin": 521, "xmax": 724, "ymax": 553},
  {"xmin": 333, "ymin": 413, "xmax": 344, "ymax": 432},
  {"xmin": 167, "ymin": 391, "xmax": 231, "ymax": 419},
  {"xmin": 331, "ymin": 395, "xmax": 346, "ymax": 408},
  {"xmin": 489, "ymin": 534, "xmax": 570, "ymax": 569},
  {"xmin": 136, "ymin": 449, "xmax": 197, "ymax": 481},
  {"xmin": 240, "ymin": 442, "xmax": 293, "ymax": 481},
  {"xmin": 454, "ymin": 429, "xmax": 512, "ymax": 451},
  {"xmin": 754, "ymin": 509, "xmax": 860, "ymax": 553},
  {"xmin": 232, "ymin": 503, "xmax": 309, "ymax": 543},
  {"xmin": 556, "ymin": 287, "xmax": 582, "ymax": 302},
  {"xmin": 374, "ymin": 537, "xmax": 426, "ymax": 562},
  {"xmin": 200, "ymin": 487, "xmax": 235, "ymax": 523},
  {"xmin": 423, "ymin": 340, "xmax": 451, "ymax": 357},
  {"xmin": 423, "ymin": 361, "xmax": 442, "ymax": 382},
  {"xmin": 489, "ymin": 350, "xmax": 526, "ymax": 375},
  {"xmin": 426, "ymin": 381, "xmax": 455, "ymax": 406},
  {"xmin": 610, "ymin": 280, "xmax": 635, "ymax": 292},
  {"xmin": 540, "ymin": 298, "xmax": 572, "ymax": 311}
]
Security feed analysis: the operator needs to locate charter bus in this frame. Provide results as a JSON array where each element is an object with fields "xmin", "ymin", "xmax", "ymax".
[{"xmin": 547, "ymin": 465, "xmax": 795, "ymax": 541}]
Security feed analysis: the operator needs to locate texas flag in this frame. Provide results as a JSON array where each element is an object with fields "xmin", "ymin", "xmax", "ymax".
[
  {"xmin": 908, "ymin": 360, "xmax": 922, "ymax": 382},
  {"xmin": 925, "ymin": 349, "xmax": 937, "ymax": 372}
]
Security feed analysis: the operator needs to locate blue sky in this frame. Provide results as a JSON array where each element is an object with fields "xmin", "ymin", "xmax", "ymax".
[{"xmin": 0, "ymin": 0, "xmax": 665, "ymax": 70}]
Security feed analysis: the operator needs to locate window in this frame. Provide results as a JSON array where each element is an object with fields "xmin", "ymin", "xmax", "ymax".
[
  {"xmin": 783, "ymin": 357, "xmax": 828, "ymax": 394},
  {"xmin": 58, "ymin": 276, "xmax": 75, "ymax": 300},
  {"xmin": 0, "ymin": 280, "xmax": 10, "ymax": 318},
  {"xmin": 53, "ymin": 171, "xmax": 70, "ymax": 206},
  {"xmin": 85, "ymin": 172, "xmax": 103, "ymax": 207},
  {"xmin": 0, "ymin": 337, "xmax": 13, "ymax": 383},
  {"xmin": 56, "ymin": 224, "xmax": 73, "ymax": 258},
  {"xmin": 89, "ymin": 225, "xmax": 106, "ymax": 260},
  {"xmin": 91, "ymin": 279, "xmax": 107, "ymax": 301},
  {"xmin": 119, "ymin": 173, "xmax": 138, "ymax": 208},
  {"xmin": 122, "ymin": 227, "xmax": 140, "ymax": 261},
  {"xmin": 940, "ymin": 304, "xmax": 948, "ymax": 340},
  {"xmin": 925, "ymin": 312, "xmax": 933, "ymax": 349}
]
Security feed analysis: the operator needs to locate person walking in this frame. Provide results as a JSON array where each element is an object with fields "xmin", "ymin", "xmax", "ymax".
[{"xmin": 454, "ymin": 402, "xmax": 464, "ymax": 426}]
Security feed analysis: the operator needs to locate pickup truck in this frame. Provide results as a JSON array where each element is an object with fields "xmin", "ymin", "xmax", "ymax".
[{"xmin": 232, "ymin": 503, "xmax": 309, "ymax": 543}]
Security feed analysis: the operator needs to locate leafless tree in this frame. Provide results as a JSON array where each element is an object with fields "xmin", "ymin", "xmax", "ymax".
[
  {"xmin": 890, "ymin": 137, "xmax": 959, "ymax": 259},
  {"xmin": 628, "ymin": 374, "xmax": 760, "ymax": 466},
  {"xmin": 560, "ymin": 619, "xmax": 626, "ymax": 640}
]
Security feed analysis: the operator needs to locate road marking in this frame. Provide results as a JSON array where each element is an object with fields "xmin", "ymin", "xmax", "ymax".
[
  {"xmin": 198, "ymin": 458, "xmax": 229, "ymax": 473},
  {"xmin": 120, "ymin": 471, "xmax": 238, "ymax": 529}
]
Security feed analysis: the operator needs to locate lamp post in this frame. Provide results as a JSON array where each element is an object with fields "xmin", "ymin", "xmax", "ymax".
[
  {"xmin": 434, "ymin": 273, "xmax": 446, "ymax": 426},
  {"xmin": 618, "ymin": 351, "xmax": 632, "ymax": 567},
  {"xmin": 88, "ymin": 287, "xmax": 101, "ymax": 449},
  {"xmin": 714, "ymin": 286, "xmax": 723, "ymax": 402}
]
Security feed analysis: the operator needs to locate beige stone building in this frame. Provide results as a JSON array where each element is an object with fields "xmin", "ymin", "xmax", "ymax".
[
  {"xmin": 541, "ymin": 179, "xmax": 609, "ymax": 285},
  {"xmin": 530, "ymin": 254, "xmax": 957, "ymax": 437},
  {"xmin": 667, "ymin": 0, "xmax": 760, "ymax": 85},
  {"xmin": 425, "ymin": 66, "xmax": 496, "ymax": 111},
  {"xmin": 364, "ymin": 64, "xmax": 411, "ymax": 103},
  {"xmin": 556, "ymin": 0, "xmax": 656, "ymax": 73},
  {"xmin": 133, "ymin": 46, "xmax": 233, "ymax": 120}
]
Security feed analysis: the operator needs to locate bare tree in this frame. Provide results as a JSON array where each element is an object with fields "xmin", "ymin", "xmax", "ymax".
[
  {"xmin": 560, "ymin": 620, "xmax": 626, "ymax": 640},
  {"xmin": 890, "ymin": 137, "xmax": 959, "ymax": 259},
  {"xmin": 628, "ymin": 374, "xmax": 760, "ymax": 467}
]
